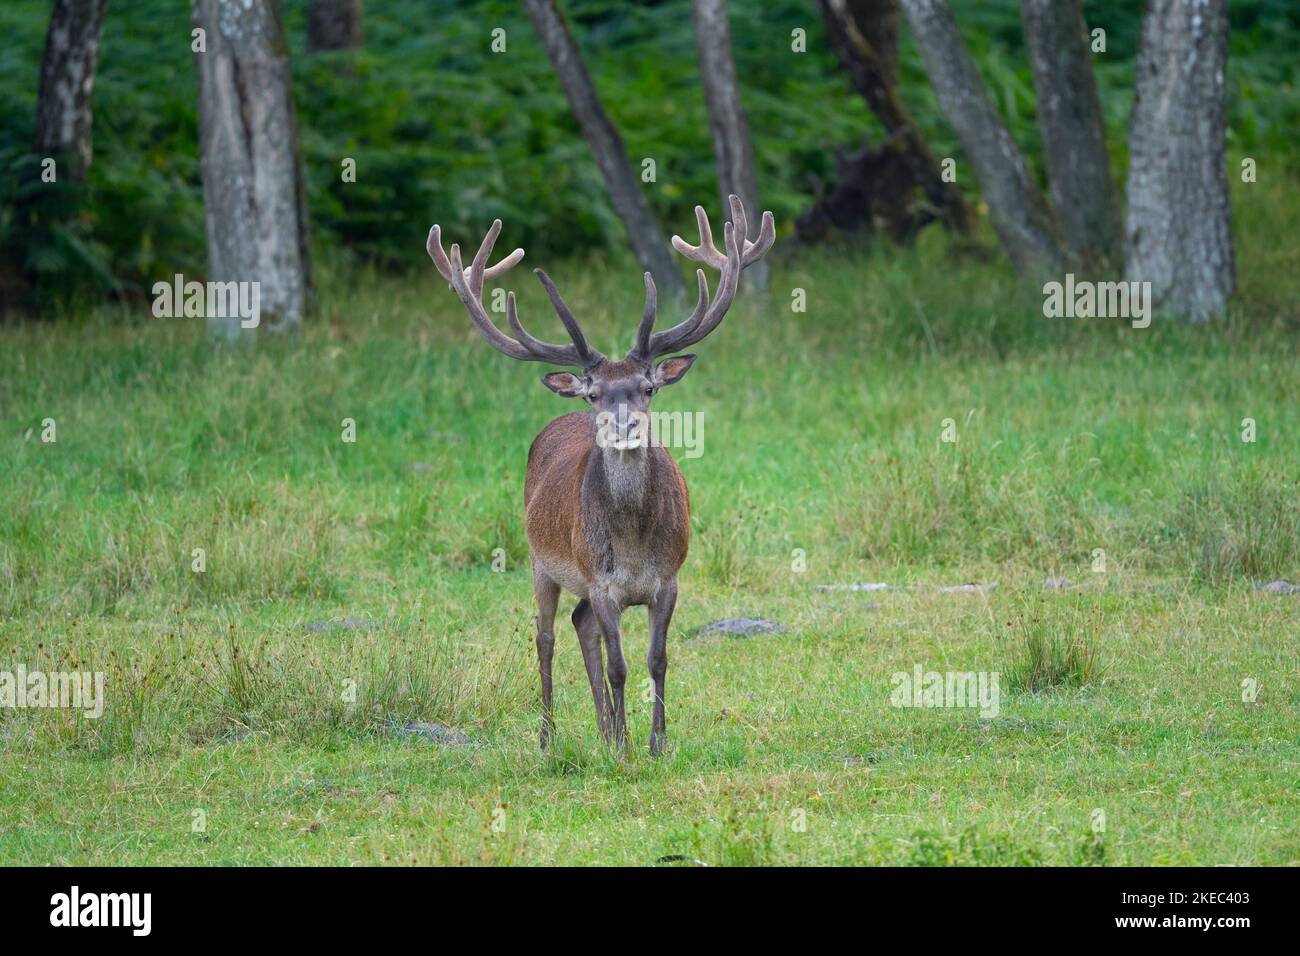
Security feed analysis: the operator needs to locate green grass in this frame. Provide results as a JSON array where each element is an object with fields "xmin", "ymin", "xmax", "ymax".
[{"xmin": 0, "ymin": 178, "xmax": 1298, "ymax": 865}]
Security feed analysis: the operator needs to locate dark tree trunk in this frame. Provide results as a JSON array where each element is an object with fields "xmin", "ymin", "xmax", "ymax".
[
  {"xmin": 816, "ymin": 0, "xmax": 968, "ymax": 234},
  {"xmin": 306, "ymin": 0, "xmax": 362, "ymax": 53},
  {"xmin": 8, "ymin": 0, "xmax": 109, "ymax": 306},
  {"xmin": 1125, "ymin": 0, "xmax": 1234, "ymax": 322},
  {"xmin": 795, "ymin": 141, "xmax": 936, "ymax": 244},
  {"xmin": 1021, "ymin": 0, "xmax": 1120, "ymax": 265},
  {"xmin": 522, "ymin": 0, "xmax": 686, "ymax": 300},
  {"xmin": 193, "ymin": 0, "xmax": 313, "ymax": 339},
  {"xmin": 899, "ymin": 0, "xmax": 1065, "ymax": 277},
  {"xmin": 35, "ymin": 0, "xmax": 109, "ymax": 181},
  {"xmin": 692, "ymin": 0, "xmax": 767, "ymax": 291}
]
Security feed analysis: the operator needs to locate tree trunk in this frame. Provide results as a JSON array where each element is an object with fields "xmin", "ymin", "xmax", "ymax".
[
  {"xmin": 816, "ymin": 0, "xmax": 968, "ymax": 233},
  {"xmin": 306, "ymin": 0, "xmax": 362, "ymax": 53},
  {"xmin": 899, "ymin": 0, "xmax": 1065, "ymax": 277},
  {"xmin": 35, "ymin": 0, "xmax": 109, "ymax": 181},
  {"xmin": 521, "ymin": 0, "xmax": 686, "ymax": 300},
  {"xmin": 692, "ymin": 0, "xmax": 767, "ymax": 291},
  {"xmin": 1021, "ymin": 0, "xmax": 1120, "ymax": 265},
  {"xmin": 1125, "ymin": 0, "xmax": 1234, "ymax": 322},
  {"xmin": 193, "ymin": 0, "xmax": 313, "ymax": 339}
]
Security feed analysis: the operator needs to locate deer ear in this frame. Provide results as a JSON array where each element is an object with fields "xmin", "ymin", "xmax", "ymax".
[
  {"xmin": 652, "ymin": 354, "xmax": 696, "ymax": 387},
  {"xmin": 541, "ymin": 371, "xmax": 586, "ymax": 398}
]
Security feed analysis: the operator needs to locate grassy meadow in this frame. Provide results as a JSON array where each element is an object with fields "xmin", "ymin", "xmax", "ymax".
[{"xmin": 1, "ymin": 176, "xmax": 1298, "ymax": 865}]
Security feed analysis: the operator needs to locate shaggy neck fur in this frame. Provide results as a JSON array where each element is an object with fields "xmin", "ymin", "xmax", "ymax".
[{"xmin": 597, "ymin": 442, "xmax": 651, "ymax": 512}]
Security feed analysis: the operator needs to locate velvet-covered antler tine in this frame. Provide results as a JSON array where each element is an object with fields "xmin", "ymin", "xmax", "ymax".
[
  {"xmin": 644, "ymin": 268, "xmax": 709, "ymax": 357},
  {"xmin": 631, "ymin": 272, "xmax": 657, "ymax": 359},
  {"xmin": 429, "ymin": 219, "xmax": 598, "ymax": 366},
  {"xmin": 429, "ymin": 222, "xmax": 524, "ymax": 289},
  {"xmin": 484, "ymin": 247, "xmax": 525, "ymax": 281},
  {"xmin": 427, "ymin": 225, "xmax": 454, "ymax": 281},
  {"xmin": 533, "ymin": 269, "xmax": 604, "ymax": 367},
  {"xmin": 506, "ymin": 291, "xmax": 589, "ymax": 366},
  {"xmin": 445, "ymin": 241, "xmax": 532, "ymax": 361},
  {"xmin": 745, "ymin": 211, "xmax": 776, "ymax": 265},
  {"xmin": 648, "ymin": 195, "xmax": 773, "ymax": 358},
  {"xmin": 671, "ymin": 205, "xmax": 727, "ymax": 270}
]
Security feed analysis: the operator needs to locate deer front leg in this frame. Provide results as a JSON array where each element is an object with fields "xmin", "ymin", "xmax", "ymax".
[
  {"xmin": 532, "ymin": 566, "xmax": 560, "ymax": 752},
  {"xmin": 572, "ymin": 599, "xmax": 611, "ymax": 742},
  {"xmin": 589, "ymin": 591, "xmax": 629, "ymax": 755},
  {"xmin": 646, "ymin": 579, "xmax": 676, "ymax": 756}
]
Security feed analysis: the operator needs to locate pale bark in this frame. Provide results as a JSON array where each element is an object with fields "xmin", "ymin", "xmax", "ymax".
[
  {"xmin": 193, "ymin": 0, "xmax": 313, "ymax": 339},
  {"xmin": 307, "ymin": 0, "xmax": 362, "ymax": 53},
  {"xmin": 1125, "ymin": 0, "xmax": 1234, "ymax": 322},
  {"xmin": 692, "ymin": 0, "xmax": 767, "ymax": 291},
  {"xmin": 900, "ymin": 0, "xmax": 1065, "ymax": 276},
  {"xmin": 817, "ymin": 0, "xmax": 968, "ymax": 233},
  {"xmin": 1021, "ymin": 0, "xmax": 1120, "ymax": 265},
  {"xmin": 35, "ymin": 0, "xmax": 109, "ymax": 180},
  {"xmin": 521, "ymin": 0, "xmax": 686, "ymax": 299}
]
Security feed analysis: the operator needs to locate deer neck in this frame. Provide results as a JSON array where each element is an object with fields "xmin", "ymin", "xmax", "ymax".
[{"xmin": 593, "ymin": 442, "xmax": 652, "ymax": 513}]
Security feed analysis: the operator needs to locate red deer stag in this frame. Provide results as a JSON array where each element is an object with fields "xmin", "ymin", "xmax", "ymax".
[{"xmin": 427, "ymin": 196, "xmax": 774, "ymax": 755}]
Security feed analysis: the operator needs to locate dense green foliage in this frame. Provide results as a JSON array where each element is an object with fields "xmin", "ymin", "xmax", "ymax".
[{"xmin": 1, "ymin": 0, "xmax": 1298, "ymax": 305}]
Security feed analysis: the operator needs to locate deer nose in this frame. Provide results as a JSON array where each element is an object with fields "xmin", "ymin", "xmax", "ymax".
[{"xmin": 610, "ymin": 405, "xmax": 647, "ymax": 447}]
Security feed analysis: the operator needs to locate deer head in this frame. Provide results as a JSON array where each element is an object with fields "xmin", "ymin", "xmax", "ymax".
[{"xmin": 426, "ymin": 195, "xmax": 775, "ymax": 448}]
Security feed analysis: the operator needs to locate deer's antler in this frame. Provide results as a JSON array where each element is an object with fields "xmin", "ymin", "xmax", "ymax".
[
  {"xmin": 427, "ymin": 219, "xmax": 604, "ymax": 368},
  {"xmin": 628, "ymin": 195, "xmax": 775, "ymax": 361}
]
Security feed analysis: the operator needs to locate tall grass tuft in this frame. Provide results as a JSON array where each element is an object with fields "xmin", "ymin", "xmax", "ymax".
[
  {"xmin": 1162, "ymin": 471, "xmax": 1300, "ymax": 586},
  {"xmin": 1002, "ymin": 601, "xmax": 1102, "ymax": 693}
]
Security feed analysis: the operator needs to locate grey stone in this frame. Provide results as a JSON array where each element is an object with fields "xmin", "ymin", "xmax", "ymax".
[
  {"xmin": 306, "ymin": 617, "xmax": 374, "ymax": 633},
  {"xmin": 1254, "ymin": 579, "xmax": 1299, "ymax": 594},
  {"xmin": 395, "ymin": 721, "xmax": 473, "ymax": 747},
  {"xmin": 816, "ymin": 582, "xmax": 890, "ymax": 592},
  {"xmin": 694, "ymin": 617, "xmax": 786, "ymax": 637}
]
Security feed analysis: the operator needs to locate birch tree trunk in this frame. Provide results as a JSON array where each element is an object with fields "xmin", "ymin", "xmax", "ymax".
[
  {"xmin": 817, "ymin": 0, "xmax": 968, "ymax": 233},
  {"xmin": 899, "ymin": 0, "xmax": 1065, "ymax": 277},
  {"xmin": 193, "ymin": 0, "xmax": 313, "ymax": 339},
  {"xmin": 307, "ymin": 0, "xmax": 362, "ymax": 53},
  {"xmin": 34, "ymin": 0, "xmax": 109, "ymax": 181},
  {"xmin": 1125, "ymin": 0, "xmax": 1234, "ymax": 322},
  {"xmin": 1021, "ymin": 0, "xmax": 1120, "ymax": 265},
  {"xmin": 522, "ymin": 0, "xmax": 686, "ymax": 300},
  {"xmin": 692, "ymin": 0, "xmax": 767, "ymax": 291}
]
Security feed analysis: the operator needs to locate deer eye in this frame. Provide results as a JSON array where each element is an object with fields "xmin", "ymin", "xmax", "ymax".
[{"xmin": 644, "ymin": 384, "xmax": 655, "ymax": 396}]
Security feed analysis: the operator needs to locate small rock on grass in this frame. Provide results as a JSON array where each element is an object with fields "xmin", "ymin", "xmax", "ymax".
[
  {"xmin": 816, "ymin": 582, "xmax": 998, "ymax": 593},
  {"xmin": 694, "ymin": 617, "xmax": 785, "ymax": 638},
  {"xmin": 394, "ymin": 722, "xmax": 473, "ymax": 747},
  {"xmin": 306, "ymin": 617, "xmax": 374, "ymax": 633},
  {"xmin": 1254, "ymin": 579, "xmax": 1299, "ymax": 594}
]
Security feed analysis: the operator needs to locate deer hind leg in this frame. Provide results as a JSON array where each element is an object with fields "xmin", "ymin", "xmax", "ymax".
[
  {"xmin": 533, "ymin": 565, "xmax": 560, "ymax": 752},
  {"xmin": 589, "ymin": 592, "xmax": 629, "ymax": 756},
  {"xmin": 572, "ymin": 598, "xmax": 611, "ymax": 743},
  {"xmin": 646, "ymin": 579, "xmax": 677, "ymax": 757}
]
